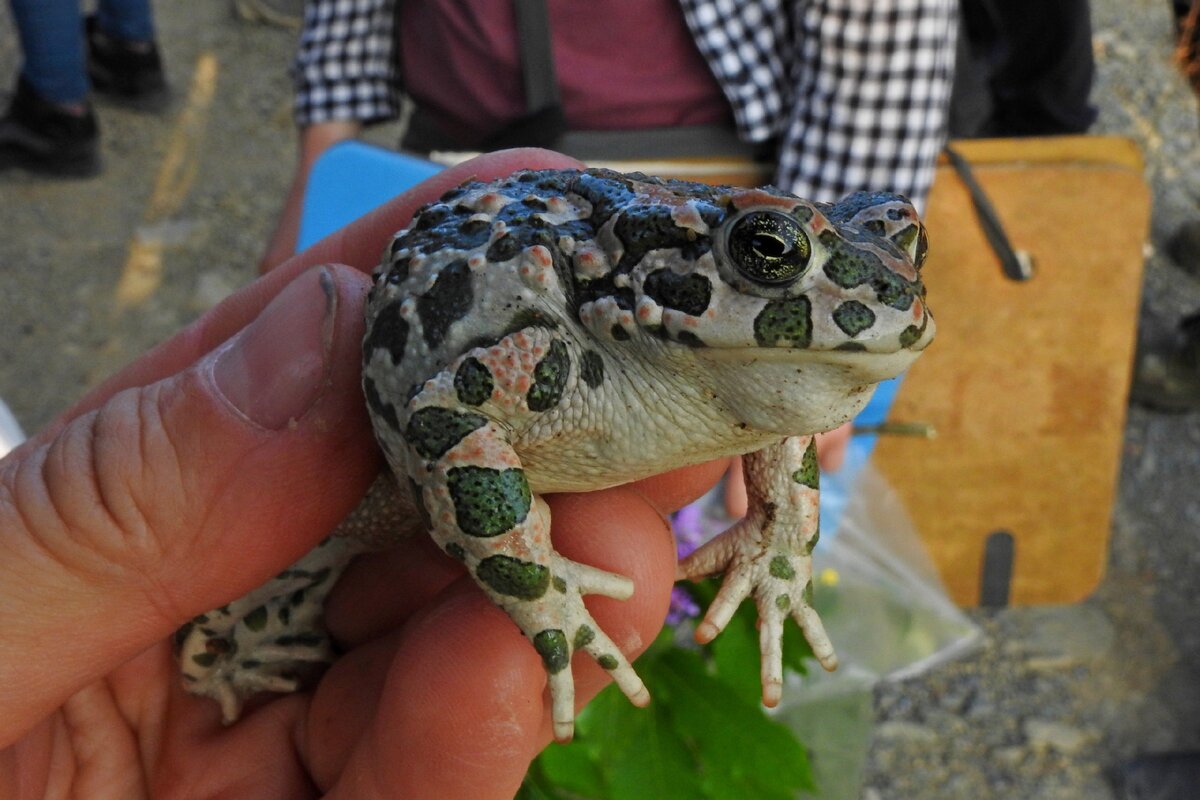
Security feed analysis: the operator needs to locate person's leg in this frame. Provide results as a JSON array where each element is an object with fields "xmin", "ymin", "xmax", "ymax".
[
  {"xmin": 9, "ymin": 0, "xmax": 89, "ymax": 106},
  {"xmin": 987, "ymin": 0, "xmax": 1097, "ymax": 136},
  {"xmin": 95, "ymin": 0, "xmax": 156, "ymax": 43},
  {"xmin": 1, "ymin": 0, "xmax": 98, "ymax": 176},
  {"xmin": 86, "ymin": 0, "xmax": 167, "ymax": 109}
]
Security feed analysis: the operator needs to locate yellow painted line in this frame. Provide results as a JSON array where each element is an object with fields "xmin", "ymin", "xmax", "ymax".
[{"xmin": 114, "ymin": 51, "xmax": 219, "ymax": 309}]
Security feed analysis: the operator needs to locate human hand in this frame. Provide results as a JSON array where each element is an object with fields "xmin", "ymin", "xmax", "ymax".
[
  {"xmin": 258, "ymin": 119, "xmax": 364, "ymax": 274},
  {"xmin": 0, "ymin": 149, "xmax": 728, "ymax": 798}
]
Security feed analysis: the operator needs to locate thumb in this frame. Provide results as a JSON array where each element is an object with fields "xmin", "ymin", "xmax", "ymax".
[{"xmin": 0, "ymin": 265, "xmax": 378, "ymax": 744}]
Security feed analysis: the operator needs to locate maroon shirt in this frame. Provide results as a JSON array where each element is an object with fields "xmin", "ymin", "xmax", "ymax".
[{"xmin": 397, "ymin": 0, "xmax": 732, "ymax": 143}]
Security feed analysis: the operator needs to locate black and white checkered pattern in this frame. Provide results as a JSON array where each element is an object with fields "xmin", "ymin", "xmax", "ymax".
[
  {"xmin": 293, "ymin": 0, "xmax": 400, "ymax": 126},
  {"xmin": 682, "ymin": 0, "xmax": 957, "ymax": 209},
  {"xmin": 294, "ymin": 0, "xmax": 956, "ymax": 209}
]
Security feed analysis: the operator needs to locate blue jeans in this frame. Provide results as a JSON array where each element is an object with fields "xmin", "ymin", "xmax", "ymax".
[{"xmin": 9, "ymin": 0, "xmax": 156, "ymax": 105}]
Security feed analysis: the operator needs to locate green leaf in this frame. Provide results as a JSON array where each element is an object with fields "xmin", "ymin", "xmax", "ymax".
[
  {"xmin": 709, "ymin": 600, "xmax": 768, "ymax": 706},
  {"xmin": 603, "ymin": 700, "xmax": 704, "ymax": 800},
  {"xmin": 535, "ymin": 738, "xmax": 607, "ymax": 799},
  {"xmin": 655, "ymin": 648, "xmax": 814, "ymax": 799}
]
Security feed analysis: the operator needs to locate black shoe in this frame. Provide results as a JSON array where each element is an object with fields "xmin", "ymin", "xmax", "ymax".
[
  {"xmin": 0, "ymin": 77, "xmax": 100, "ymax": 178},
  {"xmin": 1117, "ymin": 751, "xmax": 1200, "ymax": 799},
  {"xmin": 1131, "ymin": 311, "xmax": 1200, "ymax": 413},
  {"xmin": 85, "ymin": 16, "xmax": 169, "ymax": 112},
  {"xmin": 1166, "ymin": 219, "xmax": 1200, "ymax": 278}
]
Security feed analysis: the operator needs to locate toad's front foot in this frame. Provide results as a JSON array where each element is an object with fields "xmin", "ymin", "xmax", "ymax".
[
  {"xmin": 679, "ymin": 517, "xmax": 837, "ymax": 706},
  {"xmin": 503, "ymin": 554, "xmax": 650, "ymax": 741}
]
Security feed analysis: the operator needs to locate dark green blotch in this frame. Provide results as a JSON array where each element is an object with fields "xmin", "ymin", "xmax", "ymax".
[
  {"xmin": 405, "ymin": 407, "xmax": 488, "ymax": 460},
  {"xmin": 574, "ymin": 624, "xmax": 596, "ymax": 650},
  {"xmin": 192, "ymin": 652, "xmax": 218, "ymax": 668},
  {"xmin": 820, "ymin": 231, "xmax": 915, "ymax": 311},
  {"xmin": 533, "ymin": 629, "xmax": 570, "ymax": 673},
  {"xmin": 643, "ymin": 269, "xmax": 712, "ymax": 316},
  {"xmin": 891, "ymin": 223, "xmax": 920, "ymax": 251},
  {"xmin": 805, "ymin": 528, "xmax": 821, "ymax": 555},
  {"xmin": 553, "ymin": 576, "xmax": 568, "ymax": 593},
  {"xmin": 174, "ymin": 622, "xmax": 195, "ymax": 650},
  {"xmin": 597, "ymin": 654, "xmax": 619, "ymax": 670},
  {"xmin": 899, "ymin": 323, "xmax": 924, "ymax": 348},
  {"xmin": 416, "ymin": 259, "xmax": 473, "ymax": 349},
  {"xmin": 769, "ymin": 555, "xmax": 796, "ymax": 581},
  {"xmin": 753, "ymin": 296, "xmax": 812, "ymax": 347},
  {"xmin": 445, "ymin": 542, "xmax": 466, "ymax": 562},
  {"xmin": 244, "ymin": 605, "xmax": 268, "ymax": 632},
  {"xmin": 476, "ymin": 554, "xmax": 550, "ymax": 599},
  {"xmin": 486, "ymin": 232, "xmax": 522, "ymax": 262},
  {"xmin": 832, "ymin": 300, "xmax": 877, "ymax": 337},
  {"xmin": 835, "ymin": 341, "xmax": 867, "ymax": 352},
  {"xmin": 275, "ymin": 633, "xmax": 324, "ymax": 648},
  {"xmin": 612, "ymin": 205, "xmax": 711, "ymax": 272},
  {"xmin": 363, "ymin": 378, "xmax": 400, "ymax": 432},
  {"xmin": 447, "ymin": 466, "xmax": 532, "ymax": 538},
  {"xmin": 792, "ymin": 439, "xmax": 820, "ymax": 489},
  {"xmin": 413, "ymin": 204, "xmax": 450, "ymax": 229},
  {"xmin": 803, "ymin": 580, "xmax": 815, "ymax": 606},
  {"xmin": 363, "ymin": 302, "xmax": 409, "ymax": 366},
  {"xmin": 580, "ymin": 350, "xmax": 605, "ymax": 388},
  {"xmin": 527, "ymin": 339, "xmax": 571, "ymax": 411},
  {"xmin": 454, "ymin": 357, "xmax": 494, "ymax": 406},
  {"xmin": 776, "ymin": 594, "xmax": 792, "ymax": 612}
]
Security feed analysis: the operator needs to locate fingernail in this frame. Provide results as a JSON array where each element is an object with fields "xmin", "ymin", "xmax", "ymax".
[{"xmin": 214, "ymin": 267, "xmax": 339, "ymax": 430}]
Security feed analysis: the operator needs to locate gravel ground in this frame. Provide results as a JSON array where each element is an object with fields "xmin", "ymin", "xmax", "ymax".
[{"xmin": 1, "ymin": 2, "xmax": 1198, "ymax": 798}]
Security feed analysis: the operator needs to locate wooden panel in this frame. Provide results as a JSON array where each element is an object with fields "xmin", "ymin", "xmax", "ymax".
[{"xmin": 872, "ymin": 136, "xmax": 1150, "ymax": 606}]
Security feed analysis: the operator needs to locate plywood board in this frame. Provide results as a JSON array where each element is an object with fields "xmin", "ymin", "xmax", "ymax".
[{"xmin": 872, "ymin": 136, "xmax": 1150, "ymax": 606}]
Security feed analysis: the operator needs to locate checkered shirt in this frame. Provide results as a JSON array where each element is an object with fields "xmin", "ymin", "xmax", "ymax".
[
  {"xmin": 679, "ymin": 0, "xmax": 957, "ymax": 208},
  {"xmin": 293, "ymin": 0, "xmax": 400, "ymax": 126},
  {"xmin": 294, "ymin": 0, "xmax": 957, "ymax": 209}
]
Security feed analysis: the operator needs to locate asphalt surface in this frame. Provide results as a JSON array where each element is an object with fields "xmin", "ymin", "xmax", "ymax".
[{"xmin": 1, "ymin": 1, "xmax": 1198, "ymax": 798}]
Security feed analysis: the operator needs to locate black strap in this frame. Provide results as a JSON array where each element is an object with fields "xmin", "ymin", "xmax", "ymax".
[
  {"xmin": 512, "ymin": 0, "xmax": 560, "ymax": 116},
  {"xmin": 943, "ymin": 143, "xmax": 1034, "ymax": 281},
  {"xmin": 479, "ymin": 0, "xmax": 567, "ymax": 150}
]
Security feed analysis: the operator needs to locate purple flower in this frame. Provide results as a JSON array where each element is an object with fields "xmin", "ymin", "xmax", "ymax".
[
  {"xmin": 672, "ymin": 501, "xmax": 708, "ymax": 559},
  {"xmin": 667, "ymin": 586, "xmax": 701, "ymax": 626}
]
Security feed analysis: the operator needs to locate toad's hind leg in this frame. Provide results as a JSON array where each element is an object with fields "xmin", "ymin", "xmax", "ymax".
[
  {"xmin": 177, "ymin": 535, "xmax": 363, "ymax": 721},
  {"xmin": 678, "ymin": 436, "xmax": 836, "ymax": 707},
  {"xmin": 176, "ymin": 475, "xmax": 413, "ymax": 721}
]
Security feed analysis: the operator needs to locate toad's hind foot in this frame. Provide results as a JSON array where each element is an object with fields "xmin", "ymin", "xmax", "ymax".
[{"xmin": 177, "ymin": 536, "xmax": 360, "ymax": 722}]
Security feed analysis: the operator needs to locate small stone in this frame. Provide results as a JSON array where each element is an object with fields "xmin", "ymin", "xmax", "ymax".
[
  {"xmin": 1023, "ymin": 719, "xmax": 1091, "ymax": 755},
  {"xmin": 875, "ymin": 720, "xmax": 938, "ymax": 744}
]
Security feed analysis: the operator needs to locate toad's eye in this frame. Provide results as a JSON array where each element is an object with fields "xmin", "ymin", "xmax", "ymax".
[{"xmin": 727, "ymin": 211, "xmax": 811, "ymax": 285}]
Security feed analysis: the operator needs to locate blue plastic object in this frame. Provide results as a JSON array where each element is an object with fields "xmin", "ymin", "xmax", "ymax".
[
  {"xmin": 296, "ymin": 141, "xmax": 444, "ymax": 250},
  {"xmin": 818, "ymin": 375, "xmax": 903, "ymax": 540}
]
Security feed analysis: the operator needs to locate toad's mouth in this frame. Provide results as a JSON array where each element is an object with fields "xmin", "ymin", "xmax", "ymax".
[{"xmin": 693, "ymin": 340, "xmax": 928, "ymax": 386}]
